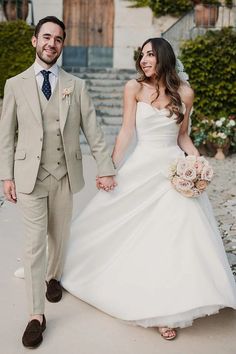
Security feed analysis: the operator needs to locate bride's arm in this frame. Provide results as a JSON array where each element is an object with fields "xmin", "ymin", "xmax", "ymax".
[
  {"xmin": 112, "ymin": 79, "xmax": 138, "ymax": 167},
  {"xmin": 178, "ymin": 85, "xmax": 200, "ymax": 157}
]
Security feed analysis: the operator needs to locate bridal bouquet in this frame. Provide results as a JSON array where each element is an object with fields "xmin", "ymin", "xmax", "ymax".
[{"xmin": 169, "ymin": 155, "xmax": 213, "ymax": 198}]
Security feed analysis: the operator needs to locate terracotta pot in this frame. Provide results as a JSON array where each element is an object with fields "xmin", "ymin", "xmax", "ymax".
[
  {"xmin": 3, "ymin": 0, "xmax": 29, "ymax": 21},
  {"xmin": 214, "ymin": 147, "xmax": 225, "ymax": 160},
  {"xmin": 194, "ymin": 4, "xmax": 219, "ymax": 27}
]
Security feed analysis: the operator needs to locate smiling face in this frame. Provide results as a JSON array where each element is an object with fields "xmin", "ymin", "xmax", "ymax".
[
  {"xmin": 139, "ymin": 42, "xmax": 157, "ymax": 78},
  {"xmin": 32, "ymin": 22, "xmax": 64, "ymax": 68}
]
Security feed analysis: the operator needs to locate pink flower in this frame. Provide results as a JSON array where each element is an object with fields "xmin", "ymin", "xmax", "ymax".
[
  {"xmin": 169, "ymin": 155, "xmax": 213, "ymax": 198},
  {"xmin": 173, "ymin": 177, "xmax": 194, "ymax": 191},
  {"xmin": 201, "ymin": 166, "xmax": 214, "ymax": 181},
  {"xmin": 180, "ymin": 189, "xmax": 195, "ymax": 198},
  {"xmin": 195, "ymin": 179, "xmax": 208, "ymax": 191},
  {"xmin": 176, "ymin": 158, "xmax": 188, "ymax": 176},
  {"xmin": 182, "ymin": 167, "xmax": 197, "ymax": 181}
]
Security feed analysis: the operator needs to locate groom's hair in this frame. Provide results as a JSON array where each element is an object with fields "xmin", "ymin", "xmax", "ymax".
[{"xmin": 34, "ymin": 16, "xmax": 66, "ymax": 40}]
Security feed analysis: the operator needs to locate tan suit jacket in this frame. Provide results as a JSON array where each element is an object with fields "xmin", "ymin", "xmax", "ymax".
[{"xmin": 0, "ymin": 65, "xmax": 115, "ymax": 193}]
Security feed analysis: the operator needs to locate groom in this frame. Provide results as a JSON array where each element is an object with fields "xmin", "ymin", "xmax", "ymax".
[{"xmin": 0, "ymin": 16, "xmax": 116, "ymax": 348}]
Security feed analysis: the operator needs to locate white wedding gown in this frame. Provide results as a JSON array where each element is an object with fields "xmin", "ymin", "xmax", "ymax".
[{"xmin": 62, "ymin": 102, "xmax": 236, "ymax": 328}]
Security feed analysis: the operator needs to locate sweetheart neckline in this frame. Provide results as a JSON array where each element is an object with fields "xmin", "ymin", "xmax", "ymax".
[
  {"xmin": 137, "ymin": 101, "xmax": 186, "ymax": 113},
  {"xmin": 137, "ymin": 101, "xmax": 168, "ymax": 112}
]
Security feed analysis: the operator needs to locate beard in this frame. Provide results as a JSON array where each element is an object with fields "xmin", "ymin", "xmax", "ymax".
[{"xmin": 36, "ymin": 47, "xmax": 60, "ymax": 66}]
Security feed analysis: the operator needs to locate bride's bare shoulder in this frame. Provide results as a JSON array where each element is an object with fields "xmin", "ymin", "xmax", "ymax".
[
  {"xmin": 179, "ymin": 83, "xmax": 194, "ymax": 106},
  {"xmin": 124, "ymin": 79, "xmax": 142, "ymax": 98}
]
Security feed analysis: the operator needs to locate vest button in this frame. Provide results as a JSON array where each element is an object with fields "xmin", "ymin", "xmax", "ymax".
[
  {"xmin": 57, "ymin": 162, "xmax": 60, "ymax": 165},
  {"xmin": 57, "ymin": 148, "xmax": 60, "ymax": 151},
  {"xmin": 56, "ymin": 119, "xmax": 59, "ymax": 122}
]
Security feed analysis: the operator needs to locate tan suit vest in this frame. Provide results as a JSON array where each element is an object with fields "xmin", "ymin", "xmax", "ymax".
[{"xmin": 37, "ymin": 83, "xmax": 67, "ymax": 181}]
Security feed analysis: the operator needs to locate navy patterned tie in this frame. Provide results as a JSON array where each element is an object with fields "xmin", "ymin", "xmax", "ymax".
[{"xmin": 41, "ymin": 70, "xmax": 51, "ymax": 100}]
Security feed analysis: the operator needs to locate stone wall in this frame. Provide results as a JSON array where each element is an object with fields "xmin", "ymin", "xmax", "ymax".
[{"xmin": 113, "ymin": 0, "xmax": 177, "ymax": 68}]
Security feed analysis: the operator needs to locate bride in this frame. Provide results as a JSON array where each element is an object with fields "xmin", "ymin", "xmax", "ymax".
[{"xmin": 17, "ymin": 38, "xmax": 236, "ymax": 340}]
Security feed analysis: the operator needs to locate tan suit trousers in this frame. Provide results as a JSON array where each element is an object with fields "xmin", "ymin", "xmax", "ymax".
[{"xmin": 17, "ymin": 174, "xmax": 73, "ymax": 315}]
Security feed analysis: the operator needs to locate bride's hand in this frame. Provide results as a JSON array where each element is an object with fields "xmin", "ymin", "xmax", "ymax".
[{"xmin": 96, "ymin": 176, "xmax": 117, "ymax": 191}]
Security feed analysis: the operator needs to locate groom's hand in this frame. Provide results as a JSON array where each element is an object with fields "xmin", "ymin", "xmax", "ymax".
[
  {"xmin": 96, "ymin": 176, "xmax": 117, "ymax": 192},
  {"xmin": 3, "ymin": 180, "xmax": 17, "ymax": 203}
]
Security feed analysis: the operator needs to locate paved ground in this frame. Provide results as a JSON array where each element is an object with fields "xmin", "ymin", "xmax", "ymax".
[{"xmin": 0, "ymin": 155, "xmax": 236, "ymax": 354}]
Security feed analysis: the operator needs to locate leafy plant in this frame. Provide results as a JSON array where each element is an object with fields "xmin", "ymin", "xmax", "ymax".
[
  {"xmin": 192, "ymin": 115, "xmax": 236, "ymax": 148},
  {"xmin": 128, "ymin": 0, "xmax": 193, "ymax": 17},
  {"xmin": 0, "ymin": 20, "xmax": 35, "ymax": 97},
  {"xmin": 192, "ymin": 0, "xmax": 221, "ymax": 5},
  {"xmin": 180, "ymin": 27, "xmax": 236, "ymax": 150}
]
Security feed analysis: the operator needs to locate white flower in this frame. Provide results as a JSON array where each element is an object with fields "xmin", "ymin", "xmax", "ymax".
[
  {"xmin": 220, "ymin": 117, "xmax": 226, "ymax": 122},
  {"xmin": 215, "ymin": 120, "xmax": 223, "ymax": 127},
  {"xmin": 227, "ymin": 120, "xmax": 235, "ymax": 127},
  {"xmin": 218, "ymin": 132, "xmax": 227, "ymax": 139}
]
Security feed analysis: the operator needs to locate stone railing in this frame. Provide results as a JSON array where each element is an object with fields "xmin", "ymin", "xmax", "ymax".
[{"xmin": 162, "ymin": 5, "xmax": 236, "ymax": 56}]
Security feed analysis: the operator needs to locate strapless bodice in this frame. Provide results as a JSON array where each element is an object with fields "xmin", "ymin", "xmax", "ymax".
[{"xmin": 136, "ymin": 102, "xmax": 180, "ymax": 148}]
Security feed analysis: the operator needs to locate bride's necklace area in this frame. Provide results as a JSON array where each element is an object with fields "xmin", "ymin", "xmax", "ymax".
[{"xmin": 141, "ymin": 83, "xmax": 170, "ymax": 110}]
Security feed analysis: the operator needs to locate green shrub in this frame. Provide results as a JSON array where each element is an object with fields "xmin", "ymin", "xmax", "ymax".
[
  {"xmin": 180, "ymin": 28, "xmax": 236, "ymax": 119},
  {"xmin": 0, "ymin": 20, "xmax": 35, "ymax": 97},
  {"xmin": 128, "ymin": 0, "xmax": 193, "ymax": 17},
  {"xmin": 180, "ymin": 27, "xmax": 236, "ymax": 151}
]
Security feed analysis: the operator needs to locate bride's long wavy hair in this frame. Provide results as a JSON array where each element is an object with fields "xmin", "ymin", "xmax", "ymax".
[{"xmin": 136, "ymin": 38, "xmax": 184, "ymax": 124}]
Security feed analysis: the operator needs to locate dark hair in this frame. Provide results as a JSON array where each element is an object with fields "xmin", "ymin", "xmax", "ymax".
[
  {"xmin": 136, "ymin": 38, "xmax": 184, "ymax": 124},
  {"xmin": 34, "ymin": 16, "xmax": 66, "ymax": 40}
]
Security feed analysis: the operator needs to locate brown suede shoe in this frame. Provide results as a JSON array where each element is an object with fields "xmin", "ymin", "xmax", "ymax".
[
  {"xmin": 46, "ymin": 279, "xmax": 62, "ymax": 302},
  {"xmin": 22, "ymin": 315, "xmax": 46, "ymax": 348}
]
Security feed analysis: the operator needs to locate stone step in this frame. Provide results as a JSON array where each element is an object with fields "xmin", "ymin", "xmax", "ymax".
[
  {"xmin": 102, "ymin": 117, "xmax": 122, "ymax": 126},
  {"xmin": 95, "ymin": 107, "xmax": 122, "ymax": 117},
  {"xmin": 70, "ymin": 68, "xmax": 136, "ymax": 151},
  {"xmin": 90, "ymin": 92, "xmax": 123, "ymax": 100},
  {"xmin": 95, "ymin": 101, "xmax": 123, "ymax": 109},
  {"xmin": 66, "ymin": 67, "xmax": 136, "ymax": 76},
  {"xmin": 88, "ymin": 85, "xmax": 124, "ymax": 93},
  {"xmin": 85, "ymin": 79, "xmax": 127, "ymax": 87}
]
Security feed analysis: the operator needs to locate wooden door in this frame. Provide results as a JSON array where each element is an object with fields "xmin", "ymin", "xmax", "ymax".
[{"xmin": 63, "ymin": 0, "xmax": 114, "ymax": 67}]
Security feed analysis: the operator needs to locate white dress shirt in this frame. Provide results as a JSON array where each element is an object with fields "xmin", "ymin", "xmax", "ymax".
[{"xmin": 34, "ymin": 61, "xmax": 59, "ymax": 94}]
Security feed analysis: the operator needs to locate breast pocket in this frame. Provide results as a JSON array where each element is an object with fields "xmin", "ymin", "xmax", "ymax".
[
  {"xmin": 14, "ymin": 150, "xmax": 26, "ymax": 160},
  {"xmin": 76, "ymin": 151, "xmax": 82, "ymax": 160}
]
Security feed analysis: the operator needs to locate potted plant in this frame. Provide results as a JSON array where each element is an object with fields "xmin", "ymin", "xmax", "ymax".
[
  {"xmin": 191, "ymin": 115, "xmax": 236, "ymax": 158},
  {"xmin": 2, "ymin": 0, "xmax": 29, "ymax": 21},
  {"xmin": 207, "ymin": 115, "xmax": 236, "ymax": 159},
  {"xmin": 192, "ymin": 0, "xmax": 221, "ymax": 27}
]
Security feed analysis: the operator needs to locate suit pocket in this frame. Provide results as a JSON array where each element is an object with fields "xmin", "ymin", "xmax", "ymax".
[
  {"xmin": 14, "ymin": 150, "xmax": 26, "ymax": 160},
  {"xmin": 75, "ymin": 151, "xmax": 82, "ymax": 160}
]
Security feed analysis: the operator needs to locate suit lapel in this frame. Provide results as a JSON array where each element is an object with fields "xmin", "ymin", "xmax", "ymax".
[
  {"xmin": 21, "ymin": 65, "xmax": 43, "ymax": 127},
  {"xmin": 58, "ymin": 68, "xmax": 74, "ymax": 132}
]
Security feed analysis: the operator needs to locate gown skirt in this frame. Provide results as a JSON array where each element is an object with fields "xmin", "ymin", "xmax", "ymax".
[{"xmin": 62, "ymin": 102, "xmax": 236, "ymax": 328}]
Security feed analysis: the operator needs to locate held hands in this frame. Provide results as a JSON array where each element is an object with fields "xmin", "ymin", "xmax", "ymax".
[
  {"xmin": 96, "ymin": 176, "xmax": 117, "ymax": 192},
  {"xmin": 3, "ymin": 180, "xmax": 17, "ymax": 203}
]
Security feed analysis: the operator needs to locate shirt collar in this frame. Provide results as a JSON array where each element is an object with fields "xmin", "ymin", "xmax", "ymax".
[{"xmin": 34, "ymin": 61, "xmax": 59, "ymax": 77}]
